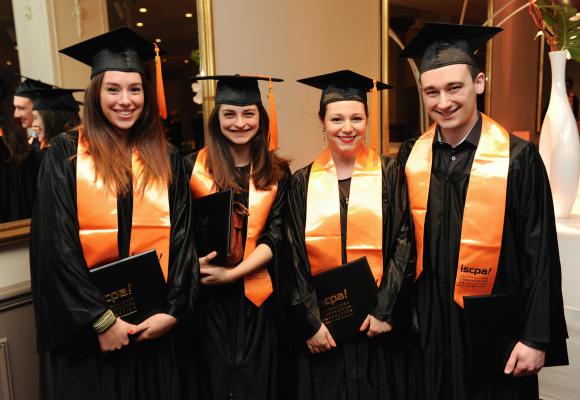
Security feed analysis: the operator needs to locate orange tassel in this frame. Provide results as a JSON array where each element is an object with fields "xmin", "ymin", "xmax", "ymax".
[
  {"xmin": 267, "ymin": 77, "xmax": 279, "ymax": 151},
  {"xmin": 154, "ymin": 44, "xmax": 167, "ymax": 120},
  {"xmin": 370, "ymin": 79, "xmax": 379, "ymax": 152}
]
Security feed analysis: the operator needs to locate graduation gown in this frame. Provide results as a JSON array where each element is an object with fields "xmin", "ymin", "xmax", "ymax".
[
  {"xmin": 183, "ymin": 152, "xmax": 290, "ymax": 400},
  {"xmin": 397, "ymin": 117, "xmax": 569, "ymax": 400},
  {"xmin": 0, "ymin": 137, "xmax": 37, "ymax": 222},
  {"xmin": 30, "ymin": 132, "xmax": 197, "ymax": 400},
  {"xmin": 284, "ymin": 155, "xmax": 415, "ymax": 400}
]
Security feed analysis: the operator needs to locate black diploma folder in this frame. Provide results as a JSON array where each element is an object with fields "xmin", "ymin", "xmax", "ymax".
[
  {"xmin": 192, "ymin": 189, "xmax": 234, "ymax": 265},
  {"xmin": 463, "ymin": 293, "xmax": 518, "ymax": 374},
  {"xmin": 89, "ymin": 249, "xmax": 167, "ymax": 324},
  {"xmin": 312, "ymin": 257, "xmax": 378, "ymax": 343}
]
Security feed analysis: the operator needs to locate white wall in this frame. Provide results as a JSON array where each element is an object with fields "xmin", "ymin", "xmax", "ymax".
[{"xmin": 212, "ymin": 0, "xmax": 382, "ymax": 170}]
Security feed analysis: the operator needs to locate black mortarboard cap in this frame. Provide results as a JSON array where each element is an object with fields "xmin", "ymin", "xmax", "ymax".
[
  {"xmin": 193, "ymin": 75, "xmax": 283, "ymax": 106},
  {"xmin": 400, "ymin": 23, "xmax": 502, "ymax": 73},
  {"xmin": 14, "ymin": 77, "xmax": 55, "ymax": 98},
  {"xmin": 31, "ymin": 88, "xmax": 84, "ymax": 112},
  {"xmin": 297, "ymin": 70, "xmax": 392, "ymax": 108},
  {"xmin": 59, "ymin": 27, "xmax": 162, "ymax": 78}
]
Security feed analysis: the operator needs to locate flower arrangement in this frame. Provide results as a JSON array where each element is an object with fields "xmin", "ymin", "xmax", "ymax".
[{"xmin": 529, "ymin": 0, "xmax": 580, "ymax": 61}]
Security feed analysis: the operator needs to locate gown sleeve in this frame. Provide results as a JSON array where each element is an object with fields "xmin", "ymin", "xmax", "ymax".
[
  {"xmin": 284, "ymin": 166, "xmax": 323, "ymax": 340},
  {"xmin": 371, "ymin": 156, "xmax": 416, "ymax": 324},
  {"xmin": 30, "ymin": 133, "xmax": 107, "ymax": 352},
  {"xmin": 508, "ymin": 142, "xmax": 568, "ymax": 365},
  {"xmin": 257, "ymin": 165, "xmax": 291, "ymax": 307},
  {"xmin": 164, "ymin": 149, "xmax": 198, "ymax": 319}
]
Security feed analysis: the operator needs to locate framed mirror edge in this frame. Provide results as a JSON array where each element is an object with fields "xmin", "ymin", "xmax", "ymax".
[
  {"xmin": 0, "ymin": 0, "xmax": 217, "ymax": 246},
  {"xmin": 0, "ymin": 219, "xmax": 30, "ymax": 247}
]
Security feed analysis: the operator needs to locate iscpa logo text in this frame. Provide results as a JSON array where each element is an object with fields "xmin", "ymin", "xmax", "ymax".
[{"xmin": 460, "ymin": 265, "xmax": 493, "ymax": 276}]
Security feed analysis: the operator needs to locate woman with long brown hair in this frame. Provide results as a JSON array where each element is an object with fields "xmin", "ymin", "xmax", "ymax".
[
  {"xmin": 29, "ymin": 28, "xmax": 196, "ymax": 400},
  {"xmin": 183, "ymin": 75, "xmax": 289, "ymax": 400}
]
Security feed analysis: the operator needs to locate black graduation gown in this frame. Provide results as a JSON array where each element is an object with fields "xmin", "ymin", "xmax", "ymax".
[
  {"xmin": 397, "ymin": 119, "xmax": 569, "ymax": 400},
  {"xmin": 0, "ymin": 137, "xmax": 37, "ymax": 222},
  {"xmin": 284, "ymin": 155, "xmax": 415, "ymax": 400},
  {"xmin": 182, "ymin": 152, "xmax": 290, "ymax": 400},
  {"xmin": 29, "ymin": 132, "xmax": 197, "ymax": 400}
]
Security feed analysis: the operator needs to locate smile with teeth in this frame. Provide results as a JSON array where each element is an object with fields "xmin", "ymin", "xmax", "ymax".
[
  {"xmin": 438, "ymin": 108, "xmax": 458, "ymax": 118},
  {"xmin": 114, "ymin": 109, "xmax": 135, "ymax": 117},
  {"xmin": 337, "ymin": 135, "xmax": 357, "ymax": 143}
]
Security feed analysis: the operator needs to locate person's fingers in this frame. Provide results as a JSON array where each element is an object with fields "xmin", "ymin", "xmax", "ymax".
[
  {"xmin": 199, "ymin": 251, "xmax": 218, "ymax": 264},
  {"xmin": 504, "ymin": 351, "xmax": 518, "ymax": 375},
  {"xmin": 327, "ymin": 331, "xmax": 337, "ymax": 347},
  {"xmin": 359, "ymin": 316, "xmax": 370, "ymax": 332}
]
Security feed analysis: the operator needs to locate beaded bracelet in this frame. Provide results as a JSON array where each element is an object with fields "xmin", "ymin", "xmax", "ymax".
[{"xmin": 92, "ymin": 309, "xmax": 117, "ymax": 334}]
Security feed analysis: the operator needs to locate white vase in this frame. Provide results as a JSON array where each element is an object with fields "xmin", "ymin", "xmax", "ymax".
[{"xmin": 539, "ymin": 51, "xmax": 580, "ymax": 219}]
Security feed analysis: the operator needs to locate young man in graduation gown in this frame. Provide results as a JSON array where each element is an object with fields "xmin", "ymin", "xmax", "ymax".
[
  {"xmin": 13, "ymin": 77, "xmax": 53, "ymax": 129},
  {"xmin": 398, "ymin": 23, "xmax": 568, "ymax": 400}
]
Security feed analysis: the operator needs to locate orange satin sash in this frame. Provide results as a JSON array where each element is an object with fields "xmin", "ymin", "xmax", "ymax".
[
  {"xmin": 406, "ymin": 113, "xmax": 509, "ymax": 307},
  {"xmin": 189, "ymin": 147, "xmax": 278, "ymax": 307},
  {"xmin": 305, "ymin": 146, "xmax": 383, "ymax": 285},
  {"xmin": 76, "ymin": 130, "xmax": 171, "ymax": 280}
]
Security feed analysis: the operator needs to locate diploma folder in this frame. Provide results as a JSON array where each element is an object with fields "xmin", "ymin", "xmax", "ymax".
[
  {"xmin": 89, "ymin": 249, "xmax": 167, "ymax": 325},
  {"xmin": 463, "ymin": 293, "xmax": 518, "ymax": 375},
  {"xmin": 312, "ymin": 257, "xmax": 378, "ymax": 344},
  {"xmin": 192, "ymin": 189, "xmax": 234, "ymax": 265}
]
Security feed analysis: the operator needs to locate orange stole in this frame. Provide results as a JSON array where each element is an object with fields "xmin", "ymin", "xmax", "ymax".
[
  {"xmin": 189, "ymin": 147, "xmax": 278, "ymax": 307},
  {"xmin": 305, "ymin": 146, "xmax": 383, "ymax": 285},
  {"xmin": 406, "ymin": 114, "xmax": 509, "ymax": 307},
  {"xmin": 76, "ymin": 130, "xmax": 171, "ymax": 280}
]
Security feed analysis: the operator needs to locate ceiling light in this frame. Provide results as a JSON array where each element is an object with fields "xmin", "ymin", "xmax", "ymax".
[
  {"xmin": 155, "ymin": 38, "xmax": 162, "ymax": 43},
  {"xmin": 139, "ymin": 7, "xmax": 147, "ymax": 13},
  {"xmin": 184, "ymin": 59, "xmax": 189, "ymax": 64},
  {"xmin": 185, "ymin": 13, "xmax": 193, "ymax": 18},
  {"xmin": 136, "ymin": 22, "xmax": 144, "ymax": 27}
]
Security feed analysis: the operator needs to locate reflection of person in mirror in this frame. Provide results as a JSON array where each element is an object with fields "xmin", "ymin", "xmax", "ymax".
[
  {"xmin": 566, "ymin": 78, "xmax": 579, "ymax": 120},
  {"xmin": 0, "ymin": 71, "xmax": 38, "ymax": 223},
  {"xmin": 399, "ymin": 23, "xmax": 568, "ymax": 400},
  {"xmin": 30, "ymin": 28, "xmax": 197, "ymax": 400},
  {"xmin": 29, "ymin": 87, "xmax": 82, "ymax": 165}
]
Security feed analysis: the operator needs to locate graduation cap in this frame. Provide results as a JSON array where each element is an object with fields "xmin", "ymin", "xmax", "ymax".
[
  {"xmin": 31, "ymin": 88, "xmax": 84, "ymax": 112},
  {"xmin": 297, "ymin": 69, "xmax": 392, "ymax": 108},
  {"xmin": 400, "ymin": 23, "xmax": 502, "ymax": 73},
  {"xmin": 193, "ymin": 75, "xmax": 284, "ymax": 150},
  {"xmin": 297, "ymin": 70, "xmax": 392, "ymax": 152},
  {"xmin": 14, "ymin": 77, "xmax": 55, "ymax": 98},
  {"xmin": 59, "ymin": 27, "xmax": 168, "ymax": 118}
]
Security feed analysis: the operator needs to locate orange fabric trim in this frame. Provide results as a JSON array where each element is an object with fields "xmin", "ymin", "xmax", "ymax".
[
  {"xmin": 305, "ymin": 146, "xmax": 383, "ymax": 285},
  {"xmin": 76, "ymin": 129, "xmax": 171, "ymax": 280},
  {"xmin": 406, "ymin": 114, "xmax": 510, "ymax": 307},
  {"xmin": 189, "ymin": 147, "xmax": 277, "ymax": 307}
]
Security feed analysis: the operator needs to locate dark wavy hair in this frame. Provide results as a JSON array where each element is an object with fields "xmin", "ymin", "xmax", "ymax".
[
  {"xmin": 82, "ymin": 71, "xmax": 171, "ymax": 195},
  {"xmin": 37, "ymin": 109, "xmax": 81, "ymax": 147},
  {"xmin": 205, "ymin": 103, "xmax": 287, "ymax": 191}
]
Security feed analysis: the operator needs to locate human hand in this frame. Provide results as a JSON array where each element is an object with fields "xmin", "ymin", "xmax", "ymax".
[
  {"xmin": 359, "ymin": 315, "xmax": 393, "ymax": 338},
  {"xmin": 504, "ymin": 341, "xmax": 545, "ymax": 377},
  {"xmin": 306, "ymin": 324, "xmax": 337, "ymax": 354},
  {"xmin": 129, "ymin": 313, "xmax": 178, "ymax": 342},
  {"xmin": 199, "ymin": 251, "xmax": 238, "ymax": 285},
  {"xmin": 97, "ymin": 318, "xmax": 136, "ymax": 352}
]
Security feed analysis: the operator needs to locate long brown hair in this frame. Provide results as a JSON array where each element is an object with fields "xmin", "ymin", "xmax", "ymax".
[
  {"xmin": 205, "ymin": 103, "xmax": 287, "ymax": 191},
  {"xmin": 82, "ymin": 71, "xmax": 171, "ymax": 195}
]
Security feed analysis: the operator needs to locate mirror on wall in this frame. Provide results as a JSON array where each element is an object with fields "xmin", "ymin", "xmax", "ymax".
[
  {"xmin": 387, "ymin": 0, "xmax": 490, "ymax": 144},
  {"xmin": 1, "ymin": 0, "xmax": 212, "ymax": 237}
]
